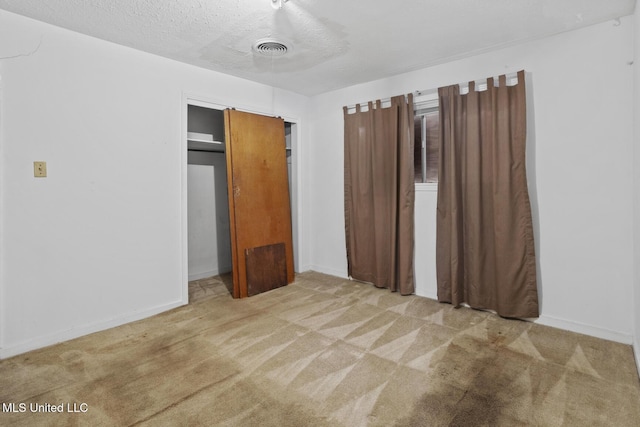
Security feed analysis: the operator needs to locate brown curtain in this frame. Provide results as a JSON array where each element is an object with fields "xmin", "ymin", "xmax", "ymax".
[
  {"xmin": 343, "ymin": 95, "xmax": 415, "ymax": 294},
  {"xmin": 436, "ymin": 70, "xmax": 539, "ymax": 318}
]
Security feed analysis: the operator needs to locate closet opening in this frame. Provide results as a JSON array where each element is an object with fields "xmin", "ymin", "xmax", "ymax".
[
  {"xmin": 185, "ymin": 101, "xmax": 299, "ymax": 299},
  {"xmin": 187, "ymin": 105, "xmax": 233, "ymax": 293}
]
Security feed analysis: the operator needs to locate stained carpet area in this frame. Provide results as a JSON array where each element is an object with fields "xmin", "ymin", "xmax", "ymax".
[{"xmin": 1, "ymin": 271, "xmax": 639, "ymax": 426}]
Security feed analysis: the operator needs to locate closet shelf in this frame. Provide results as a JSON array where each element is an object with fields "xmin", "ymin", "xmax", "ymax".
[
  {"xmin": 188, "ymin": 138, "xmax": 224, "ymax": 144},
  {"xmin": 187, "ymin": 132, "xmax": 223, "ymax": 145}
]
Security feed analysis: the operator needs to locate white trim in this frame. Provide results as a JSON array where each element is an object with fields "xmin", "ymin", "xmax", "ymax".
[
  {"xmin": 188, "ymin": 269, "xmax": 231, "ymax": 282},
  {"xmin": 634, "ymin": 340, "xmax": 640, "ymax": 378},
  {"xmin": 185, "ymin": 98, "xmax": 227, "ymax": 111},
  {"xmin": 414, "ymin": 96, "xmax": 439, "ymax": 110},
  {"xmin": 296, "ymin": 263, "xmax": 313, "ymax": 274},
  {"xmin": 0, "ymin": 300, "xmax": 184, "ymax": 359},
  {"xmin": 182, "ymin": 91, "xmax": 301, "ymax": 125},
  {"xmin": 415, "ymin": 183, "xmax": 438, "ymax": 193},
  {"xmin": 180, "ymin": 93, "xmax": 189, "ymax": 305},
  {"xmin": 0, "ymin": 73, "xmax": 4, "ymax": 353},
  {"xmin": 535, "ymin": 314, "xmax": 633, "ymax": 345},
  {"xmin": 289, "ymin": 121, "xmax": 302, "ymax": 272},
  {"xmin": 307, "ymin": 265, "xmax": 349, "ymax": 279},
  {"xmin": 294, "ymin": 117, "xmax": 307, "ymax": 272},
  {"xmin": 414, "ymin": 289, "xmax": 438, "ymax": 300}
]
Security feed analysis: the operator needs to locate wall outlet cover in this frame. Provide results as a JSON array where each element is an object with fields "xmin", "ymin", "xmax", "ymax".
[{"xmin": 34, "ymin": 161, "xmax": 47, "ymax": 177}]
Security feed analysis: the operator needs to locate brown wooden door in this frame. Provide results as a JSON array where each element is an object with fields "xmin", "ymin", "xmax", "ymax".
[{"xmin": 224, "ymin": 109, "xmax": 294, "ymax": 298}]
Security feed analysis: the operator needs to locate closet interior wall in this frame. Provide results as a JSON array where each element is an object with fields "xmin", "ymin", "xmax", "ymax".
[{"xmin": 187, "ymin": 106, "xmax": 231, "ymax": 282}]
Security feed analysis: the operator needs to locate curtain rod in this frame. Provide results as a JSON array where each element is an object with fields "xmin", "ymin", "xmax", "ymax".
[
  {"xmin": 345, "ymin": 70, "xmax": 523, "ymax": 112},
  {"xmin": 414, "ymin": 70, "xmax": 522, "ymax": 97}
]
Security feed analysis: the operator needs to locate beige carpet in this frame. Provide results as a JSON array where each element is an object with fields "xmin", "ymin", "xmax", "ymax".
[{"xmin": 1, "ymin": 271, "xmax": 639, "ymax": 426}]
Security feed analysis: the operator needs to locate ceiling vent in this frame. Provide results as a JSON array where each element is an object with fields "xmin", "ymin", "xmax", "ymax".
[{"xmin": 253, "ymin": 39, "xmax": 289, "ymax": 57}]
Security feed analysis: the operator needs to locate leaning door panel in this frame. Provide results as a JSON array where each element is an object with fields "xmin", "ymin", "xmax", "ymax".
[{"xmin": 224, "ymin": 109, "xmax": 294, "ymax": 298}]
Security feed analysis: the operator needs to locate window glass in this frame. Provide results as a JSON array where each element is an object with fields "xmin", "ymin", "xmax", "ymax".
[{"xmin": 414, "ymin": 106, "xmax": 439, "ymax": 183}]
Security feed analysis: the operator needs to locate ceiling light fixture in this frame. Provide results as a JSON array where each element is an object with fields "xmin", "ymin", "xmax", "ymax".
[{"xmin": 270, "ymin": 0, "xmax": 289, "ymax": 10}]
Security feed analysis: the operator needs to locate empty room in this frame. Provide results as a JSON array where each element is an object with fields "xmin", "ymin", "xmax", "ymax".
[{"xmin": 1, "ymin": 0, "xmax": 640, "ymax": 425}]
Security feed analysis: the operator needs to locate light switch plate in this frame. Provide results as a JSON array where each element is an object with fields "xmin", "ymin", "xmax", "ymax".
[{"xmin": 34, "ymin": 161, "xmax": 47, "ymax": 177}]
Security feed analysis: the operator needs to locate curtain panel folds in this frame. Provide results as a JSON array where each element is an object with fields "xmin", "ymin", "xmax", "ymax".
[
  {"xmin": 436, "ymin": 70, "xmax": 539, "ymax": 318},
  {"xmin": 343, "ymin": 95, "xmax": 415, "ymax": 294}
]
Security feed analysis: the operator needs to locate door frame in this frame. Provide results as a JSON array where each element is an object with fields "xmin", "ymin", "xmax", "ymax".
[{"xmin": 180, "ymin": 93, "xmax": 302, "ymax": 303}]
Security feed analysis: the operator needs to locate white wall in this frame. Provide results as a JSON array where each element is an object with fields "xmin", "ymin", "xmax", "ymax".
[
  {"xmin": 633, "ymin": 2, "xmax": 640, "ymax": 370},
  {"xmin": 187, "ymin": 152, "xmax": 231, "ymax": 281},
  {"xmin": 0, "ymin": 9, "xmax": 308, "ymax": 358},
  {"xmin": 308, "ymin": 17, "xmax": 636, "ymax": 343}
]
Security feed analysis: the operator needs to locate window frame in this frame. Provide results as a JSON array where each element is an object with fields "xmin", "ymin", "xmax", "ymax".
[{"xmin": 414, "ymin": 98, "xmax": 439, "ymax": 191}]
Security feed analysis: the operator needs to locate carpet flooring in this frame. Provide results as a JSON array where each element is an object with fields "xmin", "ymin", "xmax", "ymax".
[{"xmin": 1, "ymin": 271, "xmax": 639, "ymax": 426}]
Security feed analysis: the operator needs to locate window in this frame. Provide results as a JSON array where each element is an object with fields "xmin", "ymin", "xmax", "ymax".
[{"xmin": 414, "ymin": 101, "xmax": 440, "ymax": 184}]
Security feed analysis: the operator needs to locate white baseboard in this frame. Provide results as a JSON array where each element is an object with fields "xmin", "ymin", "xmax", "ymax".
[
  {"xmin": 634, "ymin": 338, "xmax": 640, "ymax": 379},
  {"xmin": 414, "ymin": 288, "xmax": 438, "ymax": 301},
  {"xmin": 0, "ymin": 300, "xmax": 185, "ymax": 359},
  {"xmin": 536, "ymin": 314, "xmax": 633, "ymax": 345},
  {"xmin": 306, "ymin": 265, "xmax": 348, "ymax": 279},
  {"xmin": 295, "ymin": 263, "xmax": 313, "ymax": 274},
  {"xmin": 188, "ymin": 267, "xmax": 231, "ymax": 282}
]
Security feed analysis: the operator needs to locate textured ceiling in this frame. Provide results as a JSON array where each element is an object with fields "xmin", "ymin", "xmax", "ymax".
[{"xmin": 0, "ymin": 0, "xmax": 635, "ymax": 96}]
